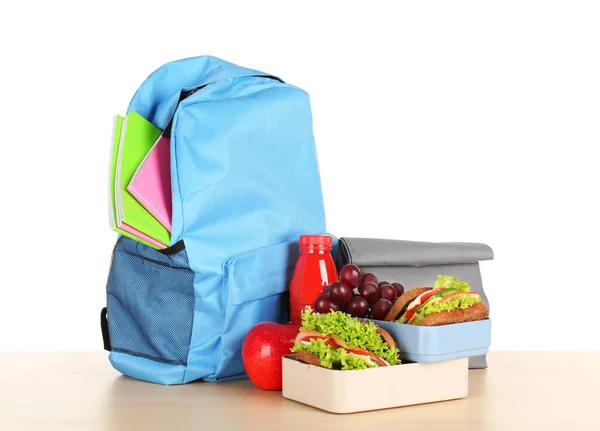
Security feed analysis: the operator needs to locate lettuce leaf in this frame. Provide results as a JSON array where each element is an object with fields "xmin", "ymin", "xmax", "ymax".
[
  {"xmin": 340, "ymin": 351, "xmax": 376, "ymax": 370},
  {"xmin": 291, "ymin": 339, "xmax": 374, "ymax": 370},
  {"xmin": 412, "ymin": 287, "xmax": 458, "ymax": 312},
  {"xmin": 433, "ymin": 275, "xmax": 471, "ymax": 292},
  {"xmin": 299, "ymin": 310, "xmax": 400, "ymax": 365},
  {"xmin": 410, "ymin": 293, "xmax": 482, "ymax": 325}
]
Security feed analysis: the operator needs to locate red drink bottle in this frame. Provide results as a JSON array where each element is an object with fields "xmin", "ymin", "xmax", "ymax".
[{"xmin": 289, "ymin": 235, "xmax": 338, "ymax": 325}]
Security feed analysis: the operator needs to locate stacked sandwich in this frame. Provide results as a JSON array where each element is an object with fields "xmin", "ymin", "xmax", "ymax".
[
  {"xmin": 292, "ymin": 310, "xmax": 400, "ymax": 370},
  {"xmin": 384, "ymin": 275, "xmax": 488, "ymax": 325}
]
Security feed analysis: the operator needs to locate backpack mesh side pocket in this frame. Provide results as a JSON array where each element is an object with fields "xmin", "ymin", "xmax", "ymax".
[{"xmin": 106, "ymin": 237, "xmax": 195, "ymax": 366}]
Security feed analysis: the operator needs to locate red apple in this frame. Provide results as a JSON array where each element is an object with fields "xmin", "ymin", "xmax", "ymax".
[{"xmin": 241, "ymin": 322, "xmax": 300, "ymax": 391}]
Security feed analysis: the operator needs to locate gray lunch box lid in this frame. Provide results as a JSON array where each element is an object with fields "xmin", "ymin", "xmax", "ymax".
[{"xmin": 336, "ymin": 237, "xmax": 494, "ymax": 268}]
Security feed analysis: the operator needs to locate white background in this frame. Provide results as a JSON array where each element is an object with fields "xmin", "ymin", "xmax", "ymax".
[{"xmin": 1, "ymin": 1, "xmax": 598, "ymax": 351}]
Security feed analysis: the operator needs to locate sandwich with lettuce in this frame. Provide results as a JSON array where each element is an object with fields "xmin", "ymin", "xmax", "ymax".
[
  {"xmin": 291, "ymin": 309, "xmax": 400, "ymax": 370},
  {"xmin": 384, "ymin": 275, "xmax": 488, "ymax": 325}
]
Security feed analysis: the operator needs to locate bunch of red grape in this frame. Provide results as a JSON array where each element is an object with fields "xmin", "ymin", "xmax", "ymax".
[{"xmin": 314, "ymin": 264, "xmax": 405, "ymax": 320}]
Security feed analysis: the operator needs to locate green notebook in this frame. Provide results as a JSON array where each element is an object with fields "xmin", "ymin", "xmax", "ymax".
[
  {"xmin": 108, "ymin": 115, "xmax": 161, "ymax": 249},
  {"xmin": 112, "ymin": 112, "xmax": 170, "ymax": 247}
]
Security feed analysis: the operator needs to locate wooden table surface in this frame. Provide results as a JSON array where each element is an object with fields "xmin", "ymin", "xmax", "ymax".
[{"xmin": 0, "ymin": 352, "xmax": 598, "ymax": 430}]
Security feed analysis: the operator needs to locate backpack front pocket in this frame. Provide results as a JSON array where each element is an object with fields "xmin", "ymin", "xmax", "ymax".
[
  {"xmin": 106, "ymin": 237, "xmax": 195, "ymax": 370},
  {"xmin": 213, "ymin": 240, "xmax": 299, "ymax": 381}
]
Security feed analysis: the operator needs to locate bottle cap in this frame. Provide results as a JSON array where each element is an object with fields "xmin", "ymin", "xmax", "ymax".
[{"xmin": 299, "ymin": 234, "xmax": 332, "ymax": 246}]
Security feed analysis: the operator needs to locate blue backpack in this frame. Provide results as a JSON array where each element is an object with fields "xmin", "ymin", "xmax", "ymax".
[{"xmin": 101, "ymin": 56, "xmax": 327, "ymax": 385}]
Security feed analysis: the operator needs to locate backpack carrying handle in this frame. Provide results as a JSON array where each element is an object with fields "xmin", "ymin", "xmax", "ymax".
[{"xmin": 128, "ymin": 56, "xmax": 282, "ymax": 130}]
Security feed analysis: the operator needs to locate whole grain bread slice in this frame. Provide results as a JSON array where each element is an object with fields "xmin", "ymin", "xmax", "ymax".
[
  {"xmin": 418, "ymin": 302, "xmax": 488, "ymax": 326},
  {"xmin": 375, "ymin": 326, "xmax": 397, "ymax": 349},
  {"xmin": 295, "ymin": 350, "xmax": 322, "ymax": 367}
]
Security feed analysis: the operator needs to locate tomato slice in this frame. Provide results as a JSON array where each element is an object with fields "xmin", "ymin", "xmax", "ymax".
[
  {"xmin": 295, "ymin": 331, "xmax": 335, "ymax": 345},
  {"xmin": 295, "ymin": 330, "xmax": 326, "ymax": 343},
  {"xmin": 295, "ymin": 331, "xmax": 341, "ymax": 348}
]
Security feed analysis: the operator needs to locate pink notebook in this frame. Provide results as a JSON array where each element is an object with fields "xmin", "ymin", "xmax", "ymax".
[
  {"xmin": 127, "ymin": 136, "xmax": 172, "ymax": 232},
  {"xmin": 121, "ymin": 223, "xmax": 168, "ymax": 249}
]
